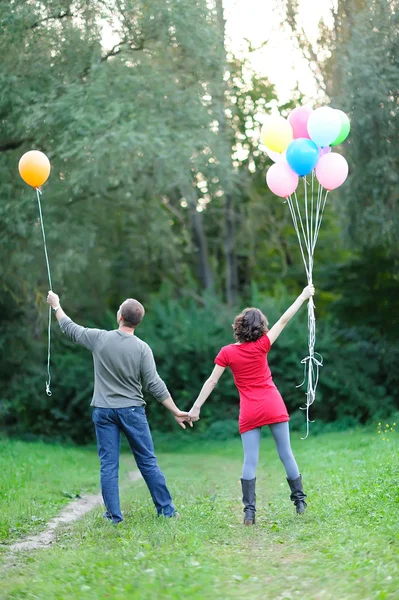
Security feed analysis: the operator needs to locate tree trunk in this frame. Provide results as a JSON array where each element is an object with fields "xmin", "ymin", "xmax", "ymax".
[
  {"xmin": 215, "ymin": 0, "xmax": 238, "ymax": 305},
  {"xmin": 328, "ymin": 0, "xmax": 369, "ymax": 98},
  {"xmin": 182, "ymin": 187, "xmax": 214, "ymax": 290},
  {"xmin": 224, "ymin": 191, "xmax": 238, "ymax": 305},
  {"xmin": 190, "ymin": 204, "xmax": 214, "ymax": 290}
]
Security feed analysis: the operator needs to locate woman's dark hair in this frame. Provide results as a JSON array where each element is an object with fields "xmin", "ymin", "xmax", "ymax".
[{"xmin": 233, "ymin": 307, "xmax": 269, "ymax": 343}]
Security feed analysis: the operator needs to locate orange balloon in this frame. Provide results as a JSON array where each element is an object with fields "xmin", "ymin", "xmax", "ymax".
[{"xmin": 18, "ymin": 151, "xmax": 51, "ymax": 188}]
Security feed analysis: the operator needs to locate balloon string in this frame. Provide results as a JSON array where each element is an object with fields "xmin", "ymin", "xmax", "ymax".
[
  {"xmin": 312, "ymin": 189, "xmax": 329, "ymax": 253},
  {"xmin": 297, "ymin": 298, "xmax": 323, "ymax": 439},
  {"xmin": 36, "ymin": 188, "xmax": 52, "ymax": 289},
  {"xmin": 286, "ymin": 196, "xmax": 310, "ymax": 280},
  {"xmin": 287, "ymin": 176, "xmax": 328, "ymax": 438},
  {"xmin": 310, "ymin": 171, "xmax": 314, "ymax": 250},
  {"xmin": 36, "ymin": 188, "xmax": 53, "ymax": 397}
]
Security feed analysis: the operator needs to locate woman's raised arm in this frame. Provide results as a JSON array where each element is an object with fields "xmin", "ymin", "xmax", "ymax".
[{"xmin": 267, "ymin": 284, "xmax": 315, "ymax": 346}]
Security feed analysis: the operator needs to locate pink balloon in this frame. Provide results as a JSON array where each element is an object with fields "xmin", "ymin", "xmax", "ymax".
[
  {"xmin": 266, "ymin": 162, "xmax": 299, "ymax": 198},
  {"xmin": 316, "ymin": 153, "xmax": 349, "ymax": 191},
  {"xmin": 288, "ymin": 107, "xmax": 313, "ymax": 140}
]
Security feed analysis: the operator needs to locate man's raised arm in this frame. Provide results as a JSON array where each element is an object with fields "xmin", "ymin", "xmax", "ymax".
[{"xmin": 47, "ymin": 290, "xmax": 101, "ymax": 352}]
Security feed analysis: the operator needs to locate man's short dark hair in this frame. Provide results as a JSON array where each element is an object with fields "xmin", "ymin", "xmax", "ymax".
[{"xmin": 120, "ymin": 299, "xmax": 145, "ymax": 328}]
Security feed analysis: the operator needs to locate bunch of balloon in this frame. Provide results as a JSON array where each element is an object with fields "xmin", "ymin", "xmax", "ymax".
[
  {"xmin": 19, "ymin": 151, "xmax": 53, "ymax": 396},
  {"xmin": 261, "ymin": 107, "xmax": 350, "ymax": 437}
]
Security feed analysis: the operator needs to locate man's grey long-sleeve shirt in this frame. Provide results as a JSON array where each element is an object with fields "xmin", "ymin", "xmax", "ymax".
[{"xmin": 59, "ymin": 317, "xmax": 170, "ymax": 408}]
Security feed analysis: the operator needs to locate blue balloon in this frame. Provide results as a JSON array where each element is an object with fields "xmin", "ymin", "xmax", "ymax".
[{"xmin": 286, "ymin": 138, "xmax": 319, "ymax": 177}]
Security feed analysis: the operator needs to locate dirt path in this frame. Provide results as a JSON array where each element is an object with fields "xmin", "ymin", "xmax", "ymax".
[{"xmin": 7, "ymin": 470, "xmax": 142, "ymax": 553}]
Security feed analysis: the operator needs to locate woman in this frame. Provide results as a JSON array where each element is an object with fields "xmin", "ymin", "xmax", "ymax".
[{"xmin": 188, "ymin": 285, "xmax": 315, "ymax": 525}]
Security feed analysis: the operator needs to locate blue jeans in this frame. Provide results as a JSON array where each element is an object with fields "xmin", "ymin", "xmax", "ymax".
[{"xmin": 92, "ymin": 406, "xmax": 176, "ymax": 522}]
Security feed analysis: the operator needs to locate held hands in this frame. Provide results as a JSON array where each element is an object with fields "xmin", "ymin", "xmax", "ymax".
[
  {"xmin": 301, "ymin": 284, "xmax": 315, "ymax": 301},
  {"xmin": 162, "ymin": 398, "xmax": 194, "ymax": 430},
  {"xmin": 188, "ymin": 405, "xmax": 200, "ymax": 422},
  {"xmin": 173, "ymin": 405, "xmax": 201, "ymax": 429},
  {"xmin": 174, "ymin": 411, "xmax": 193, "ymax": 430}
]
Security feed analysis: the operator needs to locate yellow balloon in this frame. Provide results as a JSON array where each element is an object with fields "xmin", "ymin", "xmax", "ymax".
[
  {"xmin": 261, "ymin": 116, "xmax": 293, "ymax": 153},
  {"xmin": 18, "ymin": 150, "xmax": 51, "ymax": 188}
]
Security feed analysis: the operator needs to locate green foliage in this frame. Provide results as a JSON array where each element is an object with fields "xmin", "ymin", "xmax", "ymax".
[
  {"xmin": 134, "ymin": 290, "xmax": 239, "ymax": 429},
  {"xmin": 0, "ymin": 0, "xmax": 235, "ymax": 313},
  {"xmin": 202, "ymin": 419, "xmax": 240, "ymax": 440},
  {"xmin": 284, "ymin": 0, "xmax": 399, "ymax": 256},
  {"xmin": 334, "ymin": 0, "xmax": 399, "ymax": 254},
  {"xmin": 3, "ymin": 284, "xmax": 398, "ymax": 442},
  {"xmin": 321, "ymin": 248, "xmax": 399, "ymax": 339},
  {"xmin": 0, "ymin": 0, "xmax": 233, "ymax": 434}
]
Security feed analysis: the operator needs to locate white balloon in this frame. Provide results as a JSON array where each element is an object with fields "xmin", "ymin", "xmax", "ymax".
[
  {"xmin": 307, "ymin": 107, "xmax": 342, "ymax": 148},
  {"xmin": 265, "ymin": 146, "xmax": 287, "ymax": 163}
]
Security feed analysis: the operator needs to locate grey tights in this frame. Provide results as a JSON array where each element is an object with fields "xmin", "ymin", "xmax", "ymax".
[{"xmin": 241, "ymin": 422, "xmax": 300, "ymax": 481}]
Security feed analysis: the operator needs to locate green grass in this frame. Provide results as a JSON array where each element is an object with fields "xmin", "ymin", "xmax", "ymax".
[
  {"xmin": 1, "ymin": 429, "xmax": 399, "ymax": 599},
  {"xmin": 0, "ymin": 438, "xmax": 105, "ymax": 543}
]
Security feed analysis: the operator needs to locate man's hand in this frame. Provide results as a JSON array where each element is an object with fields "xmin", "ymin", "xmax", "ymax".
[
  {"xmin": 47, "ymin": 290, "xmax": 60, "ymax": 309},
  {"xmin": 301, "ymin": 284, "xmax": 315, "ymax": 301},
  {"xmin": 188, "ymin": 405, "xmax": 200, "ymax": 422},
  {"xmin": 174, "ymin": 412, "xmax": 193, "ymax": 430}
]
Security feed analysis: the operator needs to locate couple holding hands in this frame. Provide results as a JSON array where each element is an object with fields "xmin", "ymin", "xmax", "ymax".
[{"xmin": 47, "ymin": 284, "xmax": 314, "ymax": 526}]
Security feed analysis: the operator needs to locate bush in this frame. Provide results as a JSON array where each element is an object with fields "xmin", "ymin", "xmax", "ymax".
[
  {"xmin": 203, "ymin": 420, "xmax": 240, "ymax": 440},
  {"xmin": 2, "ymin": 286, "xmax": 398, "ymax": 443}
]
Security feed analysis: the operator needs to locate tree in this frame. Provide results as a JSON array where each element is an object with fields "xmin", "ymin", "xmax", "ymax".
[
  {"xmin": 335, "ymin": 1, "xmax": 399, "ymax": 254},
  {"xmin": 0, "ymin": 0, "xmax": 237, "ymax": 430},
  {"xmin": 282, "ymin": 0, "xmax": 399, "ymax": 258}
]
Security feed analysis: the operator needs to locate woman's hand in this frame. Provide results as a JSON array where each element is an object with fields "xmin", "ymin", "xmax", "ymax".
[
  {"xmin": 188, "ymin": 405, "xmax": 201, "ymax": 422},
  {"xmin": 301, "ymin": 284, "xmax": 315, "ymax": 300},
  {"xmin": 174, "ymin": 412, "xmax": 193, "ymax": 429}
]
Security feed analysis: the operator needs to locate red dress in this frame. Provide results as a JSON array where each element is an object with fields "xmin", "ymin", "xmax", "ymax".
[{"xmin": 214, "ymin": 335, "xmax": 289, "ymax": 434}]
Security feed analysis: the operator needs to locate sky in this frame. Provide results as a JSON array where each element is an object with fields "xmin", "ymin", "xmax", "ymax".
[
  {"xmin": 102, "ymin": 0, "xmax": 335, "ymax": 104},
  {"xmin": 223, "ymin": 0, "xmax": 334, "ymax": 103}
]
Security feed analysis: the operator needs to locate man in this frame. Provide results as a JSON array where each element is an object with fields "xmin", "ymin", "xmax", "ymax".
[{"xmin": 47, "ymin": 291, "xmax": 191, "ymax": 523}]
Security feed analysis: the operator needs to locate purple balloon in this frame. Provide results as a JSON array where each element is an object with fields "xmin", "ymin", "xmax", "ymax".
[{"xmin": 319, "ymin": 146, "xmax": 331, "ymax": 157}]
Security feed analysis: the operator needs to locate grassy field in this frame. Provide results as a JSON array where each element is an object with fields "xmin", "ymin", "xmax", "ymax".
[
  {"xmin": 1, "ymin": 428, "xmax": 399, "ymax": 599},
  {"xmin": 0, "ymin": 437, "xmax": 129, "ymax": 543}
]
